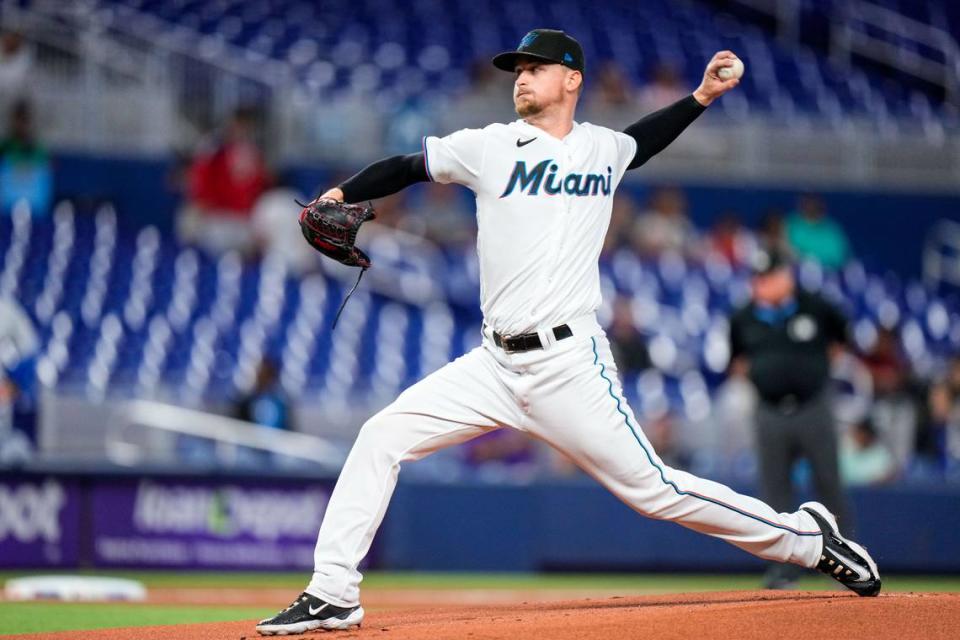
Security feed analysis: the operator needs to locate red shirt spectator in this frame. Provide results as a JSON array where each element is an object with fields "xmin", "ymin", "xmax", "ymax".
[{"xmin": 188, "ymin": 109, "xmax": 268, "ymax": 218}]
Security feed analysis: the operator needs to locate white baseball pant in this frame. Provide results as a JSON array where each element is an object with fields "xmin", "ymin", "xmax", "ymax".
[{"xmin": 307, "ymin": 313, "xmax": 823, "ymax": 606}]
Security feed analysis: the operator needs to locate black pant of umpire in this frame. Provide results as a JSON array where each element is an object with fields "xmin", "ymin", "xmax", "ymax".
[{"xmin": 755, "ymin": 389, "xmax": 850, "ymax": 588}]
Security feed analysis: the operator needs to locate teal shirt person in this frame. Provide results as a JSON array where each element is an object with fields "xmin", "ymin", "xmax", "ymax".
[
  {"xmin": 0, "ymin": 138, "xmax": 52, "ymax": 217},
  {"xmin": 785, "ymin": 201, "xmax": 850, "ymax": 270},
  {"xmin": 1, "ymin": 100, "xmax": 53, "ymax": 218}
]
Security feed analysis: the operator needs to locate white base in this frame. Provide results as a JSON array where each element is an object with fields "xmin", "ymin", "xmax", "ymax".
[{"xmin": 4, "ymin": 576, "xmax": 147, "ymax": 601}]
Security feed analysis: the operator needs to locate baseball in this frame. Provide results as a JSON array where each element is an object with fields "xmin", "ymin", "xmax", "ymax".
[{"xmin": 719, "ymin": 57, "xmax": 744, "ymax": 80}]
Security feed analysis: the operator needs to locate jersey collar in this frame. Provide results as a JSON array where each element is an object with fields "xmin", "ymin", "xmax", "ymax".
[
  {"xmin": 514, "ymin": 119, "xmax": 581, "ymax": 143},
  {"xmin": 753, "ymin": 298, "xmax": 798, "ymax": 324}
]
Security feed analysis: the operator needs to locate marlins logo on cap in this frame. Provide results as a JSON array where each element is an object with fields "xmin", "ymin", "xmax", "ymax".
[{"xmin": 492, "ymin": 29, "xmax": 585, "ymax": 73}]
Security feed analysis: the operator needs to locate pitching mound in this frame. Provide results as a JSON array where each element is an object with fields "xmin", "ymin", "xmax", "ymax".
[{"xmin": 7, "ymin": 591, "xmax": 958, "ymax": 640}]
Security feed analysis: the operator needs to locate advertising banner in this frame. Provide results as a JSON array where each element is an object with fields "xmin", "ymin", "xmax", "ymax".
[
  {"xmin": 91, "ymin": 479, "xmax": 331, "ymax": 570},
  {"xmin": 0, "ymin": 477, "xmax": 81, "ymax": 567}
]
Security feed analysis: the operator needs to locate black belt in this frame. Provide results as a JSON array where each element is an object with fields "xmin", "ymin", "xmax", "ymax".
[{"xmin": 492, "ymin": 324, "xmax": 573, "ymax": 353}]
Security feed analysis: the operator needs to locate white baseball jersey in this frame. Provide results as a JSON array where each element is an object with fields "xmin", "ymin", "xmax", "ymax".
[
  {"xmin": 305, "ymin": 117, "xmax": 831, "ymax": 610},
  {"xmin": 423, "ymin": 120, "xmax": 637, "ymax": 335}
]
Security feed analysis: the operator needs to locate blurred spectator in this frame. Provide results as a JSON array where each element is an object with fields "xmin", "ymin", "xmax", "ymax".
[
  {"xmin": 608, "ymin": 295, "xmax": 651, "ymax": 374},
  {"xmin": 638, "ymin": 63, "xmax": 687, "ymax": 111},
  {"xmin": 233, "ymin": 359, "xmax": 290, "ymax": 431},
  {"xmin": 401, "ymin": 184, "xmax": 476, "ymax": 248},
  {"xmin": 707, "ymin": 212, "xmax": 754, "ymax": 267},
  {"xmin": 840, "ymin": 419, "xmax": 896, "ymax": 486},
  {"xmin": 0, "ymin": 296, "xmax": 39, "ymax": 465},
  {"xmin": 582, "ymin": 62, "xmax": 636, "ymax": 129},
  {"xmin": 830, "ymin": 348, "xmax": 874, "ymax": 431},
  {"xmin": 463, "ymin": 429, "xmax": 538, "ymax": 481},
  {"xmin": 0, "ymin": 31, "xmax": 32, "ymax": 115},
  {"xmin": 862, "ymin": 328, "xmax": 919, "ymax": 471},
  {"xmin": 728, "ymin": 247, "xmax": 850, "ymax": 589},
  {"xmin": 0, "ymin": 100, "xmax": 53, "ymax": 217},
  {"xmin": 785, "ymin": 195, "xmax": 850, "ymax": 270},
  {"xmin": 860, "ymin": 327, "xmax": 904, "ymax": 384},
  {"xmin": 251, "ymin": 174, "xmax": 317, "ymax": 275},
  {"xmin": 449, "ymin": 59, "xmax": 516, "ymax": 128},
  {"xmin": 645, "ymin": 412, "xmax": 690, "ymax": 470},
  {"xmin": 632, "ymin": 187, "xmax": 696, "ymax": 257},
  {"xmin": 602, "ymin": 193, "xmax": 638, "ymax": 257},
  {"xmin": 595, "ymin": 62, "xmax": 633, "ymax": 107},
  {"xmin": 929, "ymin": 356, "xmax": 960, "ymax": 469},
  {"xmin": 384, "ymin": 96, "xmax": 436, "ymax": 156},
  {"xmin": 180, "ymin": 107, "xmax": 268, "ymax": 255},
  {"xmin": 711, "ymin": 362, "xmax": 758, "ymax": 481},
  {"xmin": 757, "ymin": 209, "xmax": 792, "ymax": 258},
  {"xmin": 364, "ymin": 191, "xmax": 406, "ymax": 230}
]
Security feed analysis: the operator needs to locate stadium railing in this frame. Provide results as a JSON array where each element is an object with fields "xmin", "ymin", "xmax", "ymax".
[
  {"xmin": 833, "ymin": 0, "xmax": 960, "ymax": 105},
  {"xmin": 107, "ymin": 399, "xmax": 346, "ymax": 471}
]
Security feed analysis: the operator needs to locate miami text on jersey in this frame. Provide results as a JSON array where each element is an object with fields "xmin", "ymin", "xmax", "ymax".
[{"xmin": 500, "ymin": 159, "xmax": 613, "ymax": 198}]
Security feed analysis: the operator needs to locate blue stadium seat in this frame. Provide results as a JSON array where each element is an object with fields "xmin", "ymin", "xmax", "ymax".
[
  {"xmin": 3, "ymin": 195, "xmax": 957, "ymax": 412},
  {"xmin": 77, "ymin": 0, "xmax": 956, "ymax": 123}
]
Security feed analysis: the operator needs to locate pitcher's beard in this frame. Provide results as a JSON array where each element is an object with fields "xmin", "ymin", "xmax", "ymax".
[{"xmin": 515, "ymin": 96, "xmax": 542, "ymax": 118}]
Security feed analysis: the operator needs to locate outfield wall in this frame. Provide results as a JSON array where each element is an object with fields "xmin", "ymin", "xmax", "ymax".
[
  {"xmin": 2, "ymin": 472, "xmax": 958, "ymax": 573},
  {"xmin": 0, "ymin": 472, "xmax": 334, "ymax": 570},
  {"xmin": 382, "ymin": 481, "xmax": 960, "ymax": 573}
]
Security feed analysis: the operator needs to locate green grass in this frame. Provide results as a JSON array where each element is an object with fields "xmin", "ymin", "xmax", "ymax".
[
  {"xmin": 0, "ymin": 602, "xmax": 275, "ymax": 635},
  {"xmin": 3, "ymin": 569, "xmax": 956, "ymax": 592},
  {"xmin": 1, "ymin": 572, "xmax": 958, "ymax": 636}
]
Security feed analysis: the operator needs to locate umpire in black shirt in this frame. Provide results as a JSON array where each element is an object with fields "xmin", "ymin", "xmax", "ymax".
[{"xmin": 729, "ymin": 247, "xmax": 851, "ymax": 589}]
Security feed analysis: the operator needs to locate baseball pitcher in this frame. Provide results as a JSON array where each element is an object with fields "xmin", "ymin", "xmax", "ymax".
[{"xmin": 258, "ymin": 29, "xmax": 880, "ymax": 636}]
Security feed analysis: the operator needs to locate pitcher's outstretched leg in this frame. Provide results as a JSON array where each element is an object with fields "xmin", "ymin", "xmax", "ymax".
[
  {"xmin": 524, "ymin": 334, "xmax": 880, "ymax": 581},
  {"xmin": 260, "ymin": 346, "xmax": 522, "ymax": 635}
]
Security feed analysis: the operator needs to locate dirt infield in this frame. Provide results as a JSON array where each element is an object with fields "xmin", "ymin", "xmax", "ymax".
[{"xmin": 7, "ymin": 591, "xmax": 959, "ymax": 640}]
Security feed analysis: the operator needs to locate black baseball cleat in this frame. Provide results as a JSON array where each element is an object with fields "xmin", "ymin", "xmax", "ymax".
[
  {"xmin": 256, "ymin": 592, "xmax": 364, "ymax": 636},
  {"xmin": 801, "ymin": 501, "xmax": 882, "ymax": 597}
]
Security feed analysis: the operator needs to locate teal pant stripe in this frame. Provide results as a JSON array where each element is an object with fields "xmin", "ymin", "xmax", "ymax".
[{"xmin": 590, "ymin": 337, "xmax": 821, "ymax": 537}]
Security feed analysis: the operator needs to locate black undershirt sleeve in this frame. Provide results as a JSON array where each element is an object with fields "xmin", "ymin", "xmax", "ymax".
[
  {"xmin": 338, "ymin": 152, "xmax": 429, "ymax": 204},
  {"xmin": 337, "ymin": 97, "xmax": 703, "ymax": 199},
  {"xmin": 623, "ymin": 94, "xmax": 707, "ymax": 170}
]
